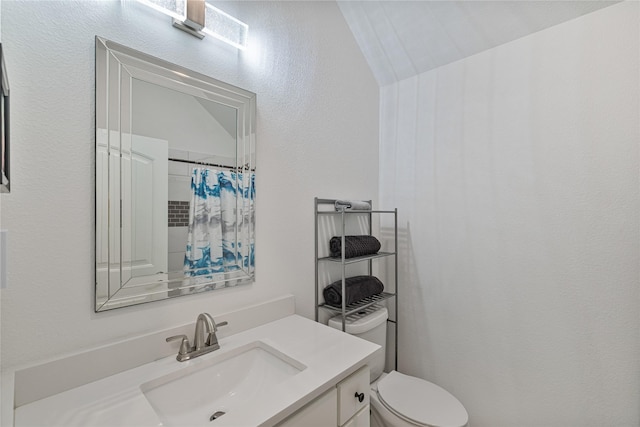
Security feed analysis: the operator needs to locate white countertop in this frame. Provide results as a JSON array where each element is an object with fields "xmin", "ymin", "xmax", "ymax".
[{"xmin": 13, "ymin": 315, "xmax": 380, "ymax": 427}]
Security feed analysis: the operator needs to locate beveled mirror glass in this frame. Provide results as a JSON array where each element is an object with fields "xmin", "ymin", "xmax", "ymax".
[{"xmin": 95, "ymin": 37, "xmax": 256, "ymax": 312}]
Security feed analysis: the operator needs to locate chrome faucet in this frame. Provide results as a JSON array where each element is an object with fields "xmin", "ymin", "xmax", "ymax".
[{"xmin": 166, "ymin": 313, "xmax": 228, "ymax": 362}]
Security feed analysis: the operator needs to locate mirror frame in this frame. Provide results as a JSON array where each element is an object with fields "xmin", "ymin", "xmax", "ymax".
[
  {"xmin": 0, "ymin": 43, "xmax": 10, "ymax": 194},
  {"xmin": 95, "ymin": 36, "xmax": 256, "ymax": 312}
]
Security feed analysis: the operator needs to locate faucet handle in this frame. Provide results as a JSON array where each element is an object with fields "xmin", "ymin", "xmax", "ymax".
[
  {"xmin": 166, "ymin": 334, "xmax": 191, "ymax": 355},
  {"xmin": 206, "ymin": 320, "xmax": 229, "ymax": 347},
  {"xmin": 214, "ymin": 320, "xmax": 228, "ymax": 331}
]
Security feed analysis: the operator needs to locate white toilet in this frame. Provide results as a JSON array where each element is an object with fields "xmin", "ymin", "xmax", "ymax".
[{"xmin": 328, "ymin": 306, "xmax": 469, "ymax": 427}]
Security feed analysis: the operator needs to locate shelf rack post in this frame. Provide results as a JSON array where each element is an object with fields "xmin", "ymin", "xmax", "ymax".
[
  {"xmin": 314, "ymin": 197, "xmax": 319, "ymax": 323},
  {"xmin": 341, "ymin": 209, "xmax": 346, "ymax": 332},
  {"xmin": 394, "ymin": 207, "xmax": 398, "ymax": 371}
]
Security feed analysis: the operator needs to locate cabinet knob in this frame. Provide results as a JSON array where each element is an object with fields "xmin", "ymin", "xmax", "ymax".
[{"xmin": 354, "ymin": 392, "xmax": 365, "ymax": 403}]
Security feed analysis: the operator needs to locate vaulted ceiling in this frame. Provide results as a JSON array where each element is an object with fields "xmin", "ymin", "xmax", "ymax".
[{"xmin": 338, "ymin": 1, "xmax": 620, "ymax": 86}]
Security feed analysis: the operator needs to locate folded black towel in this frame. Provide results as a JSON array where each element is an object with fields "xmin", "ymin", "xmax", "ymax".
[
  {"xmin": 329, "ymin": 235, "xmax": 381, "ymax": 259},
  {"xmin": 323, "ymin": 275, "xmax": 384, "ymax": 307}
]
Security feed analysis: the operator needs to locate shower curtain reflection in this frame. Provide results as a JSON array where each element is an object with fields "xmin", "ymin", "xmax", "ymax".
[{"xmin": 183, "ymin": 167, "xmax": 254, "ymax": 291}]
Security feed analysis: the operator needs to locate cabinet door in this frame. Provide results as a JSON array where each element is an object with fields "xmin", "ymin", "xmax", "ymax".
[
  {"xmin": 342, "ymin": 405, "xmax": 370, "ymax": 427},
  {"xmin": 337, "ymin": 366, "xmax": 370, "ymax": 425},
  {"xmin": 277, "ymin": 388, "xmax": 337, "ymax": 427}
]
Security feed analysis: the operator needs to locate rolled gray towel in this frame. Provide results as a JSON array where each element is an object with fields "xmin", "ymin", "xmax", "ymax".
[
  {"xmin": 335, "ymin": 200, "xmax": 372, "ymax": 211},
  {"xmin": 323, "ymin": 275, "xmax": 384, "ymax": 307},
  {"xmin": 330, "ymin": 235, "xmax": 381, "ymax": 259}
]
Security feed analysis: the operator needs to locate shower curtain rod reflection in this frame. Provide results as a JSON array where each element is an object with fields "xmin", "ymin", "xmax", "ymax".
[{"xmin": 168, "ymin": 157, "xmax": 255, "ymax": 171}]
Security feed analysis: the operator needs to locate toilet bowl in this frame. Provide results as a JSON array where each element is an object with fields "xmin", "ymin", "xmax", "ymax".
[
  {"xmin": 370, "ymin": 371, "xmax": 468, "ymax": 427},
  {"xmin": 328, "ymin": 306, "xmax": 468, "ymax": 427}
]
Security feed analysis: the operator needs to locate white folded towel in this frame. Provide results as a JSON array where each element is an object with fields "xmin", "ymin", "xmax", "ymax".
[{"xmin": 335, "ymin": 200, "xmax": 372, "ymax": 211}]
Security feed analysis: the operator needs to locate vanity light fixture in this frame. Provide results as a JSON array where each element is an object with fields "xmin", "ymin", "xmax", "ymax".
[
  {"xmin": 172, "ymin": 0, "xmax": 206, "ymax": 39},
  {"xmin": 136, "ymin": 0, "xmax": 187, "ymax": 23},
  {"xmin": 202, "ymin": 2, "xmax": 248, "ymax": 50},
  {"xmin": 136, "ymin": 0, "xmax": 248, "ymax": 49}
]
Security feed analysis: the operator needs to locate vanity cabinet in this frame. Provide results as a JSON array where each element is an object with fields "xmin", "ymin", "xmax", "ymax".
[
  {"xmin": 277, "ymin": 366, "xmax": 370, "ymax": 427},
  {"xmin": 276, "ymin": 388, "xmax": 337, "ymax": 426},
  {"xmin": 9, "ymin": 311, "xmax": 380, "ymax": 427},
  {"xmin": 337, "ymin": 365, "xmax": 370, "ymax": 425},
  {"xmin": 343, "ymin": 406, "xmax": 370, "ymax": 427}
]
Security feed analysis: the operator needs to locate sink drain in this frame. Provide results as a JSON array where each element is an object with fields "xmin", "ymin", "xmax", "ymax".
[{"xmin": 210, "ymin": 411, "xmax": 226, "ymax": 422}]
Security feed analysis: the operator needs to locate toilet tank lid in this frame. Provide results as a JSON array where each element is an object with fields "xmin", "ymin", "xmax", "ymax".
[{"xmin": 327, "ymin": 305, "xmax": 388, "ymax": 334}]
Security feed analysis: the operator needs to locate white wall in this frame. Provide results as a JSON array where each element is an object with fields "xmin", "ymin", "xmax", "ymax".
[
  {"xmin": 0, "ymin": 0, "xmax": 378, "ymax": 370},
  {"xmin": 379, "ymin": 2, "xmax": 639, "ymax": 426}
]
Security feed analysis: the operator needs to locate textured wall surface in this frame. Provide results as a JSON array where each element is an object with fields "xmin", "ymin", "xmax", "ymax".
[
  {"xmin": 338, "ymin": 0, "xmax": 619, "ymax": 86},
  {"xmin": 379, "ymin": 2, "xmax": 639, "ymax": 425},
  {"xmin": 0, "ymin": 1, "xmax": 378, "ymax": 369}
]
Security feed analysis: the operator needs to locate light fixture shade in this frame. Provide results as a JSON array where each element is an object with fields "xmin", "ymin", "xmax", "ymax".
[
  {"xmin": 136, "ymin": 0, "xmax": 248, "ymax": 49},
  {"xmin": 136, "ymin": 0, "xmax": 186, "ymax": 21},
  {"xmin": 203, "ymin": 3, "xmax": 248, "ymax": 49}
]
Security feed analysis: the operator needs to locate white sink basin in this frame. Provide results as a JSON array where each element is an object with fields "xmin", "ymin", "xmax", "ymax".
[{"xmin": 140, "ymin": 341, "xmax": 306, "ymax": 426}]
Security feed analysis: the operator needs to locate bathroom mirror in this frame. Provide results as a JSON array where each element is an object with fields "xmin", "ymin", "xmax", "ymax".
[{"xmin": 95, "ymin": 37, "xmax": 256, "ymax": 312}]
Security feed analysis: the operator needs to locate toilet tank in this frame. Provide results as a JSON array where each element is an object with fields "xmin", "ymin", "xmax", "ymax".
[{"xmin": 328, "ymin": 305, "xmax": 388, "ymax": 382}]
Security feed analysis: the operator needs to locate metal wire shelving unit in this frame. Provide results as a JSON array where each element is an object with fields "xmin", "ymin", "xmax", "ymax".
[{"xmin": 314, "ymin": 197, "xmax": 398, "ymax": 371}]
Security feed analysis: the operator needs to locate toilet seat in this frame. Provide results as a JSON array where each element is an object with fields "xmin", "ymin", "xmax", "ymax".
[{"xmin": 376, "ymin": 371, "xmax": 468, "ymax": 427}]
